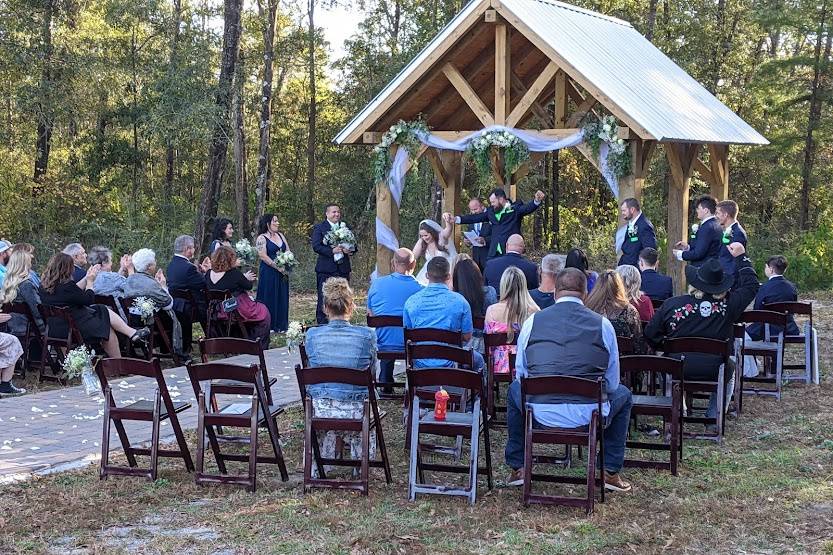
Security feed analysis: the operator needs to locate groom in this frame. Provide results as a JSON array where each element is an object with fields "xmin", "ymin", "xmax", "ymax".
[
  {"xmin": 311, "ymin": 204, "xmax": 356, "ymax": 324},
  {"xmin": 448, "ymin": 188, "xmax": 545, "ymax": 259}
]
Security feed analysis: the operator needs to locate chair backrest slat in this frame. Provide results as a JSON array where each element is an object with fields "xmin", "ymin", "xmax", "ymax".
[
  {"xmin": 199, "ymin": 337, "xmax": 261, "ymax": 358},
  {"xmin": 616, "ymin": 335, "xmax": 635, "ymax": 355},
  {"xmin": 406, "ymin": 341, "xmax": 473, "ymax": 368},
  {"xmin": 187, "ymin": 361, "xmax": 259, "ymax": 384},
  {"xmin": 619, "ymin": 354, "xmax": 684, "ymax": 381},
  {"xmin": 521, "ymin": 375, "xmax": 603, "ymax": 399},
  {"xmin": 366, "ymin": 314, "xmax": 403, "ymax": 329},
  {"xmin": 295, "ymin": 365, "xmax": 374, "ymax": 390},
  {"xmin": 483, "ymin": 331, "xmax": 518, "ymax": 349},
  {"xmin": 404, "ymin": 327, "xmax": 463, "ymax": 346},
  {"xmin": 662, "ymin": 337, "xmax": 731, "ymax": 358},
  {"xmin": 406, "ymin": 367, "xmax": 483, "ymax": 392},
  {"xmin": 739, "ymin": 309, "xmax": 788, "ymax": 327}
]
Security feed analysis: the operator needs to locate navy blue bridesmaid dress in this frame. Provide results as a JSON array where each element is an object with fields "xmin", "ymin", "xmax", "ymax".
[{"xmin": 256, "ymin": 234, "xmax": 290, "ymax": 332}]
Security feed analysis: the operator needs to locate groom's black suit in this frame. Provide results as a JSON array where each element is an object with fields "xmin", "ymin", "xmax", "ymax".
[
  {"xmin": 458, "ymin": 199, "xmax": 541, "ymax": 259},
  {"xmin": 311, "ymin": 219, "xmax": 355, "ymax": 324}
]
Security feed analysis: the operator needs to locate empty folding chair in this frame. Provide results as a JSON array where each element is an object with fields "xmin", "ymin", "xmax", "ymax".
[
  {"xmin": 737, "ymin": 310, "xmax": 787, "ymax": 407},
  {"xmin": 483, "ymin": 330, "xmax": 518, "ymax": 425},
  {"xmin": 764, "ymin": 301, "xmax": 817, "ymax": 385}
]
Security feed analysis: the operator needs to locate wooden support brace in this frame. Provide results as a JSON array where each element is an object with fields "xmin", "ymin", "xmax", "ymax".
[
  {"xmin": 506, "ymin": 62, "xmax": 558, "ymax": 128},
  {"xmin": 665, "ymin": 142, "xmax": 700, "ymax": 294},
  {"xmin": 494, "ymin": 24, "xmax": 510, "ymax": 124},
  {"xmin": 442, "ymin": 63, "xmax": 495, "ymax": 127}
]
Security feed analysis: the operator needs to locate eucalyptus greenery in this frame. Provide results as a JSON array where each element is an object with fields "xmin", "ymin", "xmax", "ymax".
[
  {"xmin": 465, "ymin": 130, "xmax": 530, "ymax": 184},
  {"xmin": 581, "ymin": 114, "xmax": 631, "ymax": 179},
  {"xmin": 372, "ymin": 119, "xmax": 430, "ymax": 182}
]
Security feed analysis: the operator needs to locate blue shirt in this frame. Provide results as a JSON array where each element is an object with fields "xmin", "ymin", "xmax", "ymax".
[
  {"xmin": 366, "ymin": 272, "xmax": 423, "ymax": 350},
  {"xmin": 403, "ymin": 283, "xmax": 473, "ymax": 368},
  {"xmin": 0, "ymin": 265, "xmax": 5, "ymax": 286},
  {"xmin": 515, "ymin": 296, "xmax": 619, "ymax": 428},
  {"xmin": 304, "ymin": 319, "xmax": 377, "ymax": 401}
]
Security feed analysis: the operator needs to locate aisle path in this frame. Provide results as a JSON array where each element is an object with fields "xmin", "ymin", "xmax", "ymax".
[{"xmin": 0, "ymin": 347, "xmax": 302, "ymax": 483}]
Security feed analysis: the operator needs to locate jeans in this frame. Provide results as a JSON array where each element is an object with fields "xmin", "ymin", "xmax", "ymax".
[
  {"xmin": 378, "ymin": 359, "xmax": 396, "ymax": 385},
  {"xmin": 504, "ymin": 381, "xmax": 633, "ymax": 473}
]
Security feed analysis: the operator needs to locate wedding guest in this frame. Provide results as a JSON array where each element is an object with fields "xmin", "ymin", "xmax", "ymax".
[
  {"xmin": 168, "ymin": 234, "xmax": 209, "ymax": 350},
  {"xmin": 618, "ymin": 198, "xmax": 657, "ymax": 267},
  {"xmin": 645, "ymin": 244, "xmax": 759, "ymax": 424},
  {"xmin": 0, "ymin": 249, "xmax": 45, "ymax": 337},
  {"xmin": 747, "ymin": 255, "xmax": 800, "ymax": 340},
  {"xmin": 304, "ymin": 277, "xmax": 377, "ymax": 477},
  {"xmin": 8, "ymin": 242, "xmax": 40, "ymax": 287},
  {"xmin": 616, "ymin": 264, "xmax": 654, "ymax": 322},
  {"xmin": 464, "ymin": 197, "xmax": 492, "ymax": 272},
  {"xmin": 255, "ymin": 214, "xmax": 291, "ymax": 332},
  {"xmin": 638, "ymin": 247, "xmax": 673, "ymax": 301},
  {"xmin": 367, "ymin": 248, "xmax": 423, "ymax": 392},
  {"xmin": 484, "ymin": 267, "xmax": 539, "ymax": 375},
  {"xmin": 39, "ymin": 253, "xmax": 149, "ymax": 358},
  {"xmin": 673, "ymin": 195, "xmax": 722, "ymax": 268},
  {"xmin": 311, "ymin": 204, "xmax": 356, "ymax": 324},
  {"xmin": 587, "ymin": 270, "xmax": 647, "ymax": 354},
  {"xmin": 529, "ymin": 254, "xmax": 564, "ymax": 309},
  {"xmin": 715, "ymin": 200, "xmax": 748, "ymax": 277},
  {"xmin": 206, "ymin": 246, "xmax": 271, "ymax": 349},
  {"xmin": 90, "ymin": 246, "xmax": 133, "ymax": 298},
  {"xmin": 483, "ymin": 234, "xmax": 539, "ymax": 290},
  {"xmin": 0, "ymin": 240, "xmax": 10, "ymax": 286},
  {"xmin": 209, "ymin": 218, "xmax": 234, "ymax": 254},
  {"xmin": 565, "ymin": 248, "xmax": 598, "ymax": 292},
  {"xmin": 453, "ymin": 255, "xmax": 497, "ymax": 353},
  {"xmin": 0, "ymin": 317, "xmax": 26, "ymax": 396},
  {"xmin": 62, "ymin": 243, "xmax": 88, "ymax": 283},
  {"xmin": 505, "ymin": 268, "xmax": 633, "ymax": 492}
]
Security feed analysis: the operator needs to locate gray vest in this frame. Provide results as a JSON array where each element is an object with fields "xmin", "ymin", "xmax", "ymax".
[{"xmin": 525, "ymin": 300, "xmax": 609, "ymax": 404}]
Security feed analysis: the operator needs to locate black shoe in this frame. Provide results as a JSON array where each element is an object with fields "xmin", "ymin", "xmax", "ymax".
[
  {"xmin": 0, "ymin": 382, "xmax": 26, "ymax": 396},
  {"xmin": 130, "ymin": 327, "xmax": 151, "ymax": 344}
]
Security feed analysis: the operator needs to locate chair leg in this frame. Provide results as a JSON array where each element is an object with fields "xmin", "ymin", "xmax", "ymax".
[
  {"xmin": 113, "ymin": 418, "xmax": 137, "ymax": 467},
  {"xmin": 303, "ymin": 397, "xmax": 313, "ymax": 493},
  {"xmin": 361, "ymin": 400, "xmax": 370, "ymax": 496},
  {"xmin": 248, "ymin": 394, "xmax": 259, "ymax": 493},
  {"xmin": 468, "ymin": 400, "xmax": 481, "ymax": 506},
  {"xmin": 168, "ymin": 411, "xmax": 194, "ymax": 472},
  {"xmin": 374, "ymin": 407, "xmax": 392, "ymax": 485},
  {"xmin": 260, "ymin": 393, "xmax": 288, "ymax": 481},
  {"xmin": 482, "ymin": 408, "xmax": 493, "ymax": 490},
  {"xmin": 587, "ymin": 415, "xmax": 598, "ymax": 515},
  {"xmin": 408, "ymin": 399, "xmax": 420, "ymax": 501},
  {"xmin": 522, "ymin": 410, "xmax": 533, "ymax": 507},
  {"xmin": 196, "ymin": 393, "xmax": 206, "ymax": 484},
  {"xmin": 150, "ymin": 390, "xmax": 161, "ymax": 481},
  {"xmin": 205, "ymin": 421, "xmax": 227, "ymax": 474},
  {"xmin": 100, "ymin": 398, "xmax": 112, "ymax": 480}
]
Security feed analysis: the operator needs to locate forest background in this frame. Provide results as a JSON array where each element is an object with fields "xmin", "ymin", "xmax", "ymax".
[{"xmin": 1, "ymin": 0, "xmax": 831, "ymax": 291}]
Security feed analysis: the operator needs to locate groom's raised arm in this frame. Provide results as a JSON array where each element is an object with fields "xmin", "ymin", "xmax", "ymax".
[
  {"xmin": 516, "ymin": 190, "xmax": 545, "ymax": 216},
  {"xmin": 456, "ymin": 211, "xmax": 488, "ymax": 225}
]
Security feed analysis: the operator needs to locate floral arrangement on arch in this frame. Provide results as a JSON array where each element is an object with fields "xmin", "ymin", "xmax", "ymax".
[
  {"xmin": 372, "ymin": 119, "xmax": 430, "ymax": 183},
  {"xmin": 465, "ymin": 129, "xmax": 530, "ymax": 184},
  {"xmin": 581, "ymin": 114, "xmax": 631, "ymax": 179}
]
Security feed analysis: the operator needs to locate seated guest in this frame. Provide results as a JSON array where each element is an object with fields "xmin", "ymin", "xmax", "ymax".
[
  {"xmin": 638, "ymin": 247, "xmax": 673, "ymax": 301},
  {"xmin": 0, "ymin": 249, "xmax": 45, "ymax": 337},
  {"xmin": 587, "ymin": 270, "xmax": 648, "ymax": 354},
  {"xmin": 167, "ymin": 234, "xmax": 210, "ymax": 351},
  {"xmin": 39, "ymin": 253, "xmax": 149, "ymax": 359},
  {"xmin": 122, "ymin": 249, "xmax": 183, "ymax": 357},
  {"xmin": 505, "ymin": 268, "xmax": 633, "ymax": 491},
  {"xmin": 62, "ymin": 243, "xmax": 89, "ymax": 284},
  {"xmin": 747, "ymin": 255, "xmax": 800, "ymax": 340},
  {"xmin": 9, "ymin": 242, "xmax": 40, "ymax": 287},
  {"xmin": 565, "ymin": 248, "xmax": 598, "ymax": 292},
  {"xmin": 0, "ymin": 240, "xmax": 10, "ymax": 285},
  {"xmin": 0, "ymin": 315, "xmax": 26, "ymax": 395},
  {"xmin": 366, "ymin": 248, "xmax": 423, "ymax": 391},
  {"xmin": 616, "ymin": 264, "xmax": 654, "ymax": 322},
  {"xmin": 645, "ymin": 243, "xmax": 759, "ymax": 423},
  {"xmin": 90, "ymin": 246, "xmax": 133, "ymax": 298},
  {"xmin": 453, "ymin": 254, "xmax": 497, "ymax": 353},
  {"xmin": 484, "ymin": 234, "xmax": 539, "ymax": 290},
  {"xmin": 484, "ymin": 267, "xmax": 539, "ymax": 375},
  {"xmin": 206, "ymin": 246, "xmax": 271, "ymax": 350},
  {"xmin": 403, "ymin": 256, "xmax": 484, "ymax": 373},
  {"xmin": 304, "ymin": 278, "xmax": 377, "ymax": 477},
  {"xmin": 529, "ymin": 254, "xmax": 563, "ymax": 309}
]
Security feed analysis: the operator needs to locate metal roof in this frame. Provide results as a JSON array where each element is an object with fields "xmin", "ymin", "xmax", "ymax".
[{"xmin": 335, "ymin": 0, "xmax": 769, "ymax": 146}]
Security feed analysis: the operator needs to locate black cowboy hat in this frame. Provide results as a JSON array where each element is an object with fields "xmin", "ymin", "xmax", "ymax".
[{"xmin": 685, "ymin": 258, "xmax": 734, "ymax": 295}]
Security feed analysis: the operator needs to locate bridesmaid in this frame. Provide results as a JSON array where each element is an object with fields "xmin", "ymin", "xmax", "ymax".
[
  {"xmin": 255, "ymin": 214, "xmax": 290, "ymax": 332},
  {"xmin": 209, "ymin": 218, "xmax": 234, "ymax": 254}
]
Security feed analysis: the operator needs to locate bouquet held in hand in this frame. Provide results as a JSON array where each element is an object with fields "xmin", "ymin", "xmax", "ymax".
[
  {"xmin": 129, "ymin": 296, "xmax": 157, "ymax": 324},
  {"xmin": 235, "ymin": 239, "xmax": 257, "ymax": 265},
  {"xmin": 274, "ymin": 251, "xmax": 298, "ymax": 273},
  {"xmin": 324, "ymin": 222, "xmax": 357, "ymax": 262}
]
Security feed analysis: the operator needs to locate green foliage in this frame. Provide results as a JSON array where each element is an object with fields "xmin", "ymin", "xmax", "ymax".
[
  {"xmin": 371, "ymin": 119, "xmax": 429, "ymax": 183},
  {"xmin": 465, "ymin": 130, "xmax": 530, "ymax": 184}
]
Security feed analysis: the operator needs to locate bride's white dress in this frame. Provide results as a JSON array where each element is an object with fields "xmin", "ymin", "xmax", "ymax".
[{"xmin": 416, "ymin": 242, "xmax": 458, "ymax": 285}]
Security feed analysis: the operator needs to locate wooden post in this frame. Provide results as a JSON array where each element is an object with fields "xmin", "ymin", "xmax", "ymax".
[
  {"xmin": 665, "ymin": 143, "xmax": 700, "ymax": 294},
  {"xmin": 494, "ymin": 24, "xmax": 510, "ymax": 125},
  {"xmin": 618, "ymin": 139, "xmax": 656, "ymax": 202},
  {"xmin": 438, "ymin": 151, "xmax": 463, "ymax": 249},
  {"xmin": 376, "ymin": 146, "xmax": 400, "ymax": 277},
  {"xmin": 707, "ymin": 144, "xmax": 729, "ymax": 200}
]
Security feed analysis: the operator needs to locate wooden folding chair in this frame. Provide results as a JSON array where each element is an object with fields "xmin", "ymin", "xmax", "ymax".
[
  {"xmin": 2, "ymin": 301, "xmax": 43, "ymax": 378},
  {"xmin": 170, "ymin": 287, "xmax": 208, "ymax": 338},
  {"xmin": 662, "ymin": 337, "xmax": 732, "ymax": 443},
  {"xmin": 38, "ymin": 305, "xmax": 87, "ymax": 383},
  {"xmin": 650, "ymin": 298, "xmax": 665, "ymax": 310},
  {"xmin": 483, "ymin": 330, "xmax": 518, "ymax": 426},
  {"xmin": 295, "ymin": 364, "xmax": 392, "ymax": 495},
  {"xmin": 199, "ymin": 337, "xmax": 277, "ymax": 405},
  {"xmin": 205, "ymin": 290, "xmax": 249, "ymax": 340},
  {"xmin": 119, "ymin": 296, "xmax": 178, "ymax": 363},
  {"xmin": 764, "ymin": 301, "xmax": 817, "ymax": 385},
  {"xmin": 620, "ymin": 355, "xmax": 684, "ymax": 475},
  {"xmin": 520, "ymin": 375, "xmax": 605, "ymax": 514},
  {"xmin": 187, "ymin": 361, "xmax": 289, "ymax": 492},
  {"xmin": 97, "ymin": 357, "xmax": 194, "ymax": 480},
  {"xmin": 366, "ymin": 314, "xmax": 407, "ymax": 399},
  {"xmin": 738, "ymin": 310, "xmax": 787, "ymax": 407},
  {"xmin": 616, "ymin": 335, "xmax": 635, "ymax": 356},
  {"xmin": 407, "ymin": 367, "xmax": 493, "ymax": 505}
]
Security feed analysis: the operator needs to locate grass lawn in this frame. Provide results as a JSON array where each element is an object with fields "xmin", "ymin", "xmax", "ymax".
[{"xmin": 3, "ymin": 295, "xmax": 833, "ymax": 554}]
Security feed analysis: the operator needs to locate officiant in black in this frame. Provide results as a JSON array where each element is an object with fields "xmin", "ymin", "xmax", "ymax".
[
  {"xmin": 311, "ymin": 204, "xmax": 355, "ymax": 324},
  {"xmin": 463, "ymin": 197, "xmax": 492, "ymax": 271}
]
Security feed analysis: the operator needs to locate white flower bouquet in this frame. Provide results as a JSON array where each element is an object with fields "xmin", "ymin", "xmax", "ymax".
[
  {"xmin": 285, "ymin": 321, "xmax": 305, "ymax": 352},
  {"xmin": 62, "ymin": 346, "xmax": 100, "ymax": 395},
  {"xmin": 273, "ymin": 251, "xmax": 298, "ymax": 273},
  {"xmin": 466, "ymin": 129, "xmax": 530, "ymax": 183},
  {"xmin": 324, "ymin": 222, "xmax": 357, "ymax": 262},
  {"xmin": 234, "ymin": 239, "xmax": 257, "ymax": 265},
  {"xmin": 129, "ymin": 296, "xmax": 157, "ymax": 324},
  {"xmin": 373, "ymin": 119, "xmax": 430, "ymax": 182}
]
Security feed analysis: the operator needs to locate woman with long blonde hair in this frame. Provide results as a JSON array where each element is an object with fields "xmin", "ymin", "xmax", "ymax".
[
  {"xmin": 484, "ymin": 267, "xmax": 539, "ymax": 374},
  {"xmin": 615, "ymin": 264, "xmax": 654, "ymax": 322},
  {"xmin": 0, "ymin": 249, "xmax": 45, "ymax": 336}
]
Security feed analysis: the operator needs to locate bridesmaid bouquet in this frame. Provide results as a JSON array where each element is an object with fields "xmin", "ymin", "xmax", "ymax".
[
  {"xmin": 234, "ymin": 239, "xmax": 257, "ymax": 265},
  {"xmin": 324, "ymin": 223, "xmax": 356, "ymax": 262},
  {"xmin": 273, "ymin": 251, "xmax": 298, "ymax": 273}
]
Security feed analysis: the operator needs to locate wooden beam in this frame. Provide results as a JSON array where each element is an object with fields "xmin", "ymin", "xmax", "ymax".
[
  {"xmin": 490, "ymin": 149, "xmax": 505, "ymax": 187},
  {"xmin": 506, "ymin": 62, "xmax": 558, "ymax": 127},
  {"xmin": 565, "ymin": 95, "xmax": 598, "ymax": 127},
  {"xmin": 693, "ymin": 157, "xmax": 718, "ymax": 189},
  {"xmin": 484, "ymin": 9, "xmax": 497, "ymax": 22},
  {"xmin": 554, "ymin": 69, "xmax": 568, "ymax": 128},
  {"xmin": 510, "ymin": 72, "xmax": 551, "ymax": 125},
  {"xmin": 707, "ymin": 144, "xmax": 729, "ymax": 199},
  {"xmin": 429, "ymin": 129, "xmax": 581, "ymax": 141},
  {"xmin": 442, "ymin": 62, "xmax": 494, "ymax": 126},
  {"xmin": 425, "ymin": 149, "xmax": 450, "ymax": 190},
  {"xmin": 618, "ymin": 139, "xmax": 656, "ymax": 201},
  {"xmin": 665, "ymin": 142, "xmax": 700, "ymax": 293},
  {"xmin": 494, "ymin": 24, "xmax": 510, "ymax": 124},
  {"xmin": 511, "ymin": 152, "xmax": 546, "ymax": 185},
  {"xmin": 363, "ymin": 132, "xmax": 381, "ymax": 144},
  {"xmin": 439, "ymin": 151, "xmax": 464, "ymax": 248}
]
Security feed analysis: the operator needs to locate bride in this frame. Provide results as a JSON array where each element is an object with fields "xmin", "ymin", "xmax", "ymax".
[{"xmin": 414, "ymin": 214, "xmax": 457, "ymax": 284}]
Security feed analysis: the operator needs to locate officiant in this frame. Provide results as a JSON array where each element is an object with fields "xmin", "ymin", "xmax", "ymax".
[
  {"xmin": 463, "ymin": 197, "xmax": 492, "ymax": 271},
  {"xmin": 311, "ymin": 204, "xmax": 356, "ymax": 324}
]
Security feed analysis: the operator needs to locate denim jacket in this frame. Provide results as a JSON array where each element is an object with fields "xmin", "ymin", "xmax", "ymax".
[{"xmin": 304, "ymin": 319, "xmax": 377, "ymax": 401}]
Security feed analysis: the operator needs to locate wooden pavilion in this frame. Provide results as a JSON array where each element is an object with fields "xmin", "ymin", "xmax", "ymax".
[{"xmin": 334, "ymin": 0, "xmax": 768, "ymax": 289}]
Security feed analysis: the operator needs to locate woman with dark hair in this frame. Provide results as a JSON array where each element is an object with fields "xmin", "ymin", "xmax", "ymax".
[
  {"xmin": 209, "ymin": 218, "xmax": 234, "ymax": 254},
  {"xmin": 39, "ymin": 253, "xmax": 149, "ymax": 358},
  {"xmin": 413, "ymin": 215, "xmax": 456, "ymax": 284},
  {"xmin": 255, "ymin": 213, "xmax": 291, "ymax": 332},
  {"xmin": 565, "ymin": 247, "xmax": 599, "ymax": 292},
  {"xmin": 452, "ymin": 255, "xmax": 496, "ymax": 352},
  {"xmin": 206, "ymin": 246, "xmax": 271, "ymax": 349}
]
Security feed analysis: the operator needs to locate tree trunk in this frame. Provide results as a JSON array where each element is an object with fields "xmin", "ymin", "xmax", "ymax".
[
  {"xmin": 254, "ymin": 0, "xmax": 279, "ymax": 221},
  {"xmin": 164, "ymin": 0, "xmax": 183, "ymax": 213},
  {"xmin": 549, "ymin": 151, "xmax": 560, "ymax": 251},
  {"xmin": 305, "ymin": 0, "xmax": 317, "ymax": 229},
  {"xmin": 799, "ymin": 0, "xmax": 831, "ymax": 230},
  {"xmin": 233, "ymin": 47, "xmax": 251, "ymax": 240},
  {"xmin": 33, "ymin": 0, "xmax": 54, "ymax": 185},
  {"xmin": 195, "ymin": 0, "xmax": 244, "ymax": 251},
  {"xmin": 130, "ymin": 26, "xmax": 141, "ymax": 216},
  {"xmin": 646, "ymin": 0, "xmax": 658, "ymax": 42}
]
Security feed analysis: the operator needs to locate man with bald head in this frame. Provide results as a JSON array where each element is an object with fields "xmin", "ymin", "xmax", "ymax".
[
  {"xmin": 483, "ymin": 234, "xmax": 539, "ymax": 290},
  {"xmin": 367, "ymin": 248, "xmax": 424, "ymax": 391},
  {"xmin": 504, "ymin": 268, "xmax": 634, "ymax": 493}
]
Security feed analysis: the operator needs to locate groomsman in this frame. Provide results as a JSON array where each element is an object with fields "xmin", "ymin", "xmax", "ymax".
[
  {"xmin": 715, "ymin": 200, "xmax": 748, "ymax": 276},
  {"xmin": 673, "ymin": 195, "xmax": 722, "ymax": 268},
  {"xmin": 449, "ymin": 188, "xmax": 545, "ymax": 260},
  {"xmin": 464, "ymin": 197, "xmax": 491, "ymax": 272},
  {"xmin": 311, "ymin": 204, "xmax": 356, "ymax": 324},
  {"xmin": 618, "ymin": 197, "xmax": 657, "ymax": 267}
]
